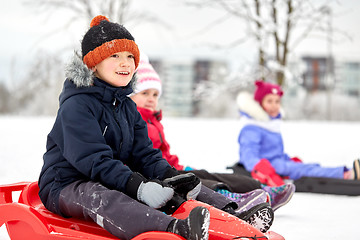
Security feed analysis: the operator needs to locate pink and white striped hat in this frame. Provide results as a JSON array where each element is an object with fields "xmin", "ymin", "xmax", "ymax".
[{"xmin": 133, "ymin": 52, "xmax": 162, "ymax": 96}]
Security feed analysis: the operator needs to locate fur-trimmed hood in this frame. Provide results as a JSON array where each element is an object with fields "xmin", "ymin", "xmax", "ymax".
[
  {"xmin": 65, "ymin": 52, "xmax": 95, "ymax": 87},
  {"xmin": 236, "ymin": 91, "xmax": 284, "ymax": 133},
  {"xmin": 236, "ymin": 91, "xmax": 270, "ymax": 121},
  {"xmin": 64, "ymin": 52, "xmax": 137, "ymax": 89},
  {"xmin": 59, "ymin": 52, "xmax": 136, "ymax": 106},
  {"xmin": 236, "ymin": 91, "xmax": 285, "ymax": 121}
]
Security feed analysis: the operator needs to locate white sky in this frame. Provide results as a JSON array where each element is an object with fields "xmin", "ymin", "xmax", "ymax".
[{"xmin": 1, "ymin": 0, "xmax": 360, "ymax": 87}]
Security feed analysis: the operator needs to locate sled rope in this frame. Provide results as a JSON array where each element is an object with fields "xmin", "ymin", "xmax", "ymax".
[{"xmin": 233, "ymin": 235, "xmax": 268, "ymax": 240}]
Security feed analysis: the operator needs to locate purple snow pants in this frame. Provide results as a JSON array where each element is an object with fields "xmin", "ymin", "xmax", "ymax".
[{"xmin": 271, "ymin": 159, "xmax": 346, "ymax": 180}]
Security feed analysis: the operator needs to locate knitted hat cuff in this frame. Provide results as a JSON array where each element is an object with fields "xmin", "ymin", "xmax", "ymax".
[
  {"xmin": 83, "ymin": 39, "xmax": 140, "ymax": 69},
  {"xmin": 134, "ymin": 80, "xmax": 162, "ymax": 96}
]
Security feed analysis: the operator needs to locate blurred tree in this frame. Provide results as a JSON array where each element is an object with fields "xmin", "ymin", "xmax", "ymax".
[
  {"xmin": 25, "ymin": 0, "xmax": 170, "ymax": 31},
  {"xmin": 184, "ymin": 0, "xmax": 350, "ymax": 86},
  {"xmin": 0, "ymin": 82, "xmax": 11, "ymax": 113},
  {"xmin": 12, "ymin": 51, "xmax": 64, "ymax": 115}
]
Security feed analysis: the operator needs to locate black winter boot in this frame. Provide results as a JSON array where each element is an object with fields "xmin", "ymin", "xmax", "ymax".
[
  {"xmin": 353, "ymin": 159, "xmax": 360, "ymax": 180},
  {"xmin": 167, "ymin": 206, "xmax": 210, "ymax": 240}
]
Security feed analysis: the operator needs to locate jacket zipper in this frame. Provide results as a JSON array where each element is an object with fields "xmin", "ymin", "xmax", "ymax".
[{"xmin": 112, "ymin": 98, "xmax": 123, "ymax": 156}]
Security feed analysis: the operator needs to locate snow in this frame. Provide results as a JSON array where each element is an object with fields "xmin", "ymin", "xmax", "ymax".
[{"xmin": 1, "ymin": 116, "xmax": 360, "ymax": 239}]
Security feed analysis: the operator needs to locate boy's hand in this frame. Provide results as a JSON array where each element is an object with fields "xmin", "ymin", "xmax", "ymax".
[
  {"xmin": 164, "ymin": 173, "xmax": 201, "ymax": 200},
  {"xmin": 137, "ymin": 179, "xmax": 174, "ymax": 209}
]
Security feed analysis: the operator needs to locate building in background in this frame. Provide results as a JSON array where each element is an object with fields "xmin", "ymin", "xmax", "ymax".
[
  {"xmin": 148, "ymin": 55, "xmax": 360, "ymax": 119},
  {"xmin": 338, "ymin": 61, "xmax": 360, "ymax": 96},
  {"xmin": 150, "ymin": 58, "xmax": 228, "ymax": 117},
  {"xmin": 301, "ymin": 56, "xmax": 335, "ymax": 91}
]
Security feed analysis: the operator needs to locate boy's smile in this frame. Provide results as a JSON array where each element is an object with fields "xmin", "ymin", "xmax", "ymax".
[{"xmin": 116, "ymin": 71, "xmax": 130, "ymax": 75}]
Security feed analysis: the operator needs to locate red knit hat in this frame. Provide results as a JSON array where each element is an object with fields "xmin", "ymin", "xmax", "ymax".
[
  {"xmin": 81, "ymin": 15, "xmax": 140, "ymax": 69},
  {"xmin": 254, "ymin": 80, "xmax": 283, "ymax": 103}
]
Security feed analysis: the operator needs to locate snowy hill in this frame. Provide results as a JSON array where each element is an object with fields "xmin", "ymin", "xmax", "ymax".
[{"xmin": 0, "ymin": 116, "xmax": 359, "ymax": 239}]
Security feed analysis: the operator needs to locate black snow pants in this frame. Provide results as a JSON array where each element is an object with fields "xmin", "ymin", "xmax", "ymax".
[
  {"xmin": 58, "ymin": 180, "xmax": 234, "ymax": 240},
  {"xmin": 182, "ymin": 169, "xmax": 262, "ymax": 193}
]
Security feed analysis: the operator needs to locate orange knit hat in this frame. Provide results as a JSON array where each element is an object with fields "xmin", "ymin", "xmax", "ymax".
[{"xmin": 81, "ymin": 15, "xmax": 140, "ymax": 69}]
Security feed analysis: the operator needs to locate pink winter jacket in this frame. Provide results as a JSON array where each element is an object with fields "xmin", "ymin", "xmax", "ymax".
[{"xmin": 137, "ymin": 107, "xmax": 184, "ymax": 171}]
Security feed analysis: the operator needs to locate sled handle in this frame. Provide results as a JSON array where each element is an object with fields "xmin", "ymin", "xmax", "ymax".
[{"xmin": 0, "ymin": 182, "xmax": 31, "ymax": 204}]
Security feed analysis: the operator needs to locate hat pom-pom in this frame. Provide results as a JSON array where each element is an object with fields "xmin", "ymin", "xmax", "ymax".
[
  {"xmin": 255, "ymin": 80, "xmax": 263, "ymax": 87},
  {"xmin": 90, "ymin": 15, "xmax": 109, "ymax": 28}
]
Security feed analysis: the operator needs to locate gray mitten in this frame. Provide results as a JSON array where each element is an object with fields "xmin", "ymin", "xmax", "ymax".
[{"xmin": 137, "ymin": 179, "xmax": 174, "ymax": 209}]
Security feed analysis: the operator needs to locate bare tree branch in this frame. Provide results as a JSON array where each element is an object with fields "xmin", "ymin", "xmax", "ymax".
[{"xmin": 183, "ymin": 0, "xmax": 351, "ymax": 85}]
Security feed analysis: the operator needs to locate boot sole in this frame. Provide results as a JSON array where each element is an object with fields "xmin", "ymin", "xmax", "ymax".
[{"xmin": 238, "ymin": 203, "xmax": 274, "ymax": 233}]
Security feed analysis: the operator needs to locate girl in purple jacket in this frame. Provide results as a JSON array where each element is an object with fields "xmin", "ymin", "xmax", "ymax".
[{"xmin": 237, "ymin": 80, "xmax": 360, "ymax": 184}]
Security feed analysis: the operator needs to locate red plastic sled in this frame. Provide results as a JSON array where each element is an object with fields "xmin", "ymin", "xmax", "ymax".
[{"xmin": 0, "ymin": 182, "xmax": 284, "ymax": 240}]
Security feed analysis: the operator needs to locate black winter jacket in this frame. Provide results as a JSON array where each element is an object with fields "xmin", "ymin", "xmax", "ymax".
[{"xmin": 38, "ymin": 54, "xmax": 172, "ymax": 215}]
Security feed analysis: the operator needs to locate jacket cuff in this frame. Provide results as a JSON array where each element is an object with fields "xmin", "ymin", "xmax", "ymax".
[
  {"xmin": 125, "ymin": 172, "xmax": 146, "ymax": 199},
  {"xmin": 161, "ymin": 167, "xmax": 180, "ymax": 180}
]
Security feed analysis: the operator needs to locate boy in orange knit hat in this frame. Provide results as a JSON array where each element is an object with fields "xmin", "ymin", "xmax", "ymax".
[
  {"xmin": 38, "ymin": 15, "xmax": 275, "ymax": 240},
  {"xmin": 39, "ymin": 15, "xmax": 211, "ymax": 240}
]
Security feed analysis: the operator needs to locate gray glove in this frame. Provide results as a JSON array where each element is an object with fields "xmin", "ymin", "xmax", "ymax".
[{"xmin": 137, "ymin": 179, "xmax": 174, "ymax": 209}]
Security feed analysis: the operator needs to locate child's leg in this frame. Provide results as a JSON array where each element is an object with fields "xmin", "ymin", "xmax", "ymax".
[
  {"xmin": 59, "ymin": 180, "xmax": 173, "ymax": 240},
  {"xmin": 271, "ymin": 160, "xmax": 345, "ymax": 179},
  {"xmin": 183, "ymin": 169, "xmax": 261, "ymax": 193},
  {"xmin": 217, "ymin": 189, "xmax": 269, "ymax": 212},
  {"xmin": 196, "ymin": 185, "xmax": 237, "ymax": 210}
]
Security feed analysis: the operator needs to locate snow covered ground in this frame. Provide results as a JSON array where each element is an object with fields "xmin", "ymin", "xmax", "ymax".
[{"xmin": 0, "ymin": 116, "xmax": 359, "ymax": 239}]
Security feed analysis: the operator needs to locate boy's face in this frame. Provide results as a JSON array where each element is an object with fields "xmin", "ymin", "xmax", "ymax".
[
  {"xmin": 131, "ymin": 89, "xmax": 159, "ymax": 111},
  {"xmin": 261, "ymin": 94, "xmax": 281, "ymax": 117},
  {"xmin": 92, "ymin": 51, "xmax": 136, "ymax": 87}
]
